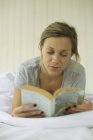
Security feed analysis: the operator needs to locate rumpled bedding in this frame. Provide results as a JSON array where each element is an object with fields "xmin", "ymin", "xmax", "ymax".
[
  {"xmin": 0, "ymin": 123, "xmax": 93, "ymax": 140},
  {"xmin": 0, "ymin": 98, "xmax": 93, "ymax": 140},
  {"xmin": 0, "ymin": 110, "xmax": 93, "ymax": 129}
]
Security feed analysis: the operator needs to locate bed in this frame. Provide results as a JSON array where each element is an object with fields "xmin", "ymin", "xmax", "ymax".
[{"xmin": 0, "ymin": 72, "xmax": 93, "ymax": 140}]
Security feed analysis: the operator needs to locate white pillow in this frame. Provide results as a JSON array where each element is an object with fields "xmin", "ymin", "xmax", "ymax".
[
  {"xmin": 0, "ymin": 95, "xmax": 12, "ymax": 113},
  {"xmin": 0, "ymin": 72, "xmax": 15, "ymax": 96}
]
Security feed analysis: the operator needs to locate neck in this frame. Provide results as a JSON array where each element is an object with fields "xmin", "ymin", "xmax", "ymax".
[{"xmin": 40, "ymin": 67, "xmax": 63, "ymax": 81}]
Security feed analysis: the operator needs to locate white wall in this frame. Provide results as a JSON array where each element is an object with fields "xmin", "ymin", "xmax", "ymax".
[{"xmin": 0, "ymin": 0, "xmax": 93, "ymax": 93}]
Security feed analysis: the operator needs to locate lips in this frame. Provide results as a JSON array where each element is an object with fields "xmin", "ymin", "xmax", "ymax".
[
  {"xmin": 49, "ymin": 65, "xmax": 61, "ymax": 70},
  {"xmin": 50, "ymin": 66, "xmax": 59, "ymax": 68}
]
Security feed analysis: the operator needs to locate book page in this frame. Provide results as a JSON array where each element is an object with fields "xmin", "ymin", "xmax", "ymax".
[
  {"xmin": 21, "ymin": 89, "xmax": 55, "ymax": 117},
  {"xmin": 54, "ymin": 89, "xmax": 85, "ymax": 116}
]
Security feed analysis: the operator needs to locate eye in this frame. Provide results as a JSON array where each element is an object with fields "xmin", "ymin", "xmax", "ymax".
[
  {"xmin": 47, "ymin": 51, "xmax": 54, "ymax": 55},
  {"xmin": 61, "ymin": 55, "xmax": 67, "ymax": 57},
  {"xmin": 60, "ymin": 53, "xmax": 68, "ymax": 57}
]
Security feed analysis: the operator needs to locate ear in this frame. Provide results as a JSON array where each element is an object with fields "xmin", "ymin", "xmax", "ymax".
[
  {"xmin": 39, "ymin": 45, "xmax": 44, "ymax": 54},
  {"xmin": 40, "ymin": 47, "xmax": 42, "ymax": 55},
  {"xmin": 39, "ymin": 49, "xmax": 43, "ymax": 60},
  {"xmin": 71, "ymin": 53, "xmax": 73, "ymax": 57},
  {"xmin": 71, "ymin": 51, "xmax": 74, "ymax": 57}
]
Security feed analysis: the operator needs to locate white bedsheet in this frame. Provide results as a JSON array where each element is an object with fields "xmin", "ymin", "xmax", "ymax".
[
  {"xmin": 0, "ymin": 110, "xmax": 93, "ymax": 129},
  {"xmin": 0, "ymin": 123, "xmax": 93, "ymax": 140},
  {"xmin": 0, "ymin": 110, "xmax": 93, "ymax": 140}
]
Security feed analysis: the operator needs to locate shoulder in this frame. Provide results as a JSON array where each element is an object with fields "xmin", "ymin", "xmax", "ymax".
[
  {"xmin": 15, "ymin": 57, "xmax": 40, "ymax": 88},
  {"xmin": 63, "ymin": 59, "xmax": 86, "ymax": 89},
  {"xmin": 65, "ymin": 59, "xmax": 86, "ymax": 84},
  {"xmin": 66, "ymin": 59, "xmax": 85, "ymax": 74},
  {"xmin": 20, "ymin": 57, "xmax": 40, "ymax": 72}
]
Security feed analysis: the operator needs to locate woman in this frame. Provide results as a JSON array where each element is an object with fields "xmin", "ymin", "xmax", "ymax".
[{"xmin": 12, "ymin": 22, "xmax": 92, "ymax": 117}]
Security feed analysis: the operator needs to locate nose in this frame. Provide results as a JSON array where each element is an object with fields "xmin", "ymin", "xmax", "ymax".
[{"xmin": 51, "ymin": 53, "xmax": 60, "ymax": 63}]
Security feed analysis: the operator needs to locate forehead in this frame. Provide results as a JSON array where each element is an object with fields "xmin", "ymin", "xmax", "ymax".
[{"xmin": 44, "ymin": 37, "xmax": 72, "ymax": 51}]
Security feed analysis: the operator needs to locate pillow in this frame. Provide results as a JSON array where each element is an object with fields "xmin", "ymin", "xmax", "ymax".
[
  {"xmin": 0, "ymin": 72, "xmax": 15, "ymax": 113},
  {"xmin": 0, "ymin": 95, "xmax": 12, "ymax": 113},
  {"xmin": 0, "ymin": 72, "xmax": 15, "ymax": 96}
]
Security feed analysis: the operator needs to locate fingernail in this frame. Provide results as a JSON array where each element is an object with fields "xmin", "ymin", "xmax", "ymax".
[
  {"xmin": 65, "ymin": 108, "xmax": 68, "ymax": 111},
  {"xmin": 68, "ymin": 106, "xmax": 71, "ymax": 109},
  {"xmin": 41, "ymin": 111, "xmax": 44, "ymax": 114},
  {"xmin": 33, "ymin": 104, "xmax": 37, "ymax": 107},
  {"xmin": 73, "ymin": 104, "xmax": 77, "ymax": 108}
]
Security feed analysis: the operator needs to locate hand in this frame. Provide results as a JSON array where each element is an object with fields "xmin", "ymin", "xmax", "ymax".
[
  {"xmin": 11, "ymin": 104, "xmax": 44, "ymax": 118},
  {"xmin": 65, "ymin": 100, "xmax": 93, "ymax": 114}
]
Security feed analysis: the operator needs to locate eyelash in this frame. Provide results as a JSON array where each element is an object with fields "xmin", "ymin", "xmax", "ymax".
[
  {"xmin": 47, "ymin": 52, "xmax": 54, "ymax": 54},
  {"xmin": 47, "ymin": 52, "xmax": 67, "ymax": 57}
]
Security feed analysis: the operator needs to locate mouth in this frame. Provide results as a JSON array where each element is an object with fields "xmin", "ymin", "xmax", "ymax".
[{"xmin": 49, "ymin": 65, "xmax": 61, "ymax": 70}]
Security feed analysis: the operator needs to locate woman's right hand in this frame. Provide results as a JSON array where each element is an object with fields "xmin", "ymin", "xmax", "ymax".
[{"xmin": 11, "ymin": 104, "xmax": 44, "ymax": 118}]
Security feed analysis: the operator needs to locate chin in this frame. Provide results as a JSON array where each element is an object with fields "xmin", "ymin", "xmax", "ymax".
[{"xmin": 48, "ymin": 71, "xmax": 62, "ymax": 77}]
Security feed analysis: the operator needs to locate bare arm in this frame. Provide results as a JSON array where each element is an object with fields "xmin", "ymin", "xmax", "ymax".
[
  {"xmin": 12, "ymin": 88, "xmax": 21, "ymax": 110},
  {"xmin": 11, "ymin": 88, "xmax": 44, "ymax": 118}
]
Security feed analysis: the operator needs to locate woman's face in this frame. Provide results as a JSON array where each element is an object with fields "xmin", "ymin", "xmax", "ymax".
[{"xmin": 40, "ymin": 37, "xmax": 72, "ymax": 77}]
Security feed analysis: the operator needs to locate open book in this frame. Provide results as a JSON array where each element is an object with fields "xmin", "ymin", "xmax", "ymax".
[{"xmin": 21, "ymin": 85, "xmax": 85, "ymax": 117}]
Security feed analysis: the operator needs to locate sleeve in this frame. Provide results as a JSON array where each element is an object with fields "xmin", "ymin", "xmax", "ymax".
[
  {"xmin": 71, "ymin": 66, "xmax": 86, "ymax": 90},
  {"xmin": 14, "ymin": 65, "xmax": 28, "ymax": 89}
]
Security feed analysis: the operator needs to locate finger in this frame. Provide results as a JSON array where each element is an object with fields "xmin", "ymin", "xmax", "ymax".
[
  {"xmin": 20, "ymin": 104, "xmax": 37, "ymax": 112},
  {"xmin": 12, "ymin": 104, "xmax": 37, "ymax": 115},
  {"xmin": 65, "ymin": 105, "xmax": 85, "ymax": 113},
  {"xmin": 69, "ymin": 107, "xmax": 84, "ymax": 112},
  {"xmin": 69, "ymin": 104, "xmax": 91, "ymax": 113},
  {"xmin": 75, "ymin": 101, "xmax": 92, "ymax": 111},
  {"xmin": 15, "ymin": 110, "xmax": 44, "ymax": 118},
  {"xmin": 26, "ymin": 114, "xmax": 45, "ymax": 118}
]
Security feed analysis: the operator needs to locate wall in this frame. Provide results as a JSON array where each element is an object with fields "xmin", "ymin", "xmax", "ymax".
[{"xmin": 0, "ymin": 0, "xmax": 93, "ymax": 93}]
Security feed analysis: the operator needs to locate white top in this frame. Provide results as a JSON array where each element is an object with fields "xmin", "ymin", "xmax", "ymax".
[{"xmin": 14, "ymin": 57, "xmax": 86, "ymax": 90}]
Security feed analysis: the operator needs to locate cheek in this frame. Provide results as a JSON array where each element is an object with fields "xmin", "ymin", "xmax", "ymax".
[
  {"xmin": 42, "ymin": 51, "xmax": 51, "ymax": 60},
  {"xmin": 41, "ymin": 52, "xmax": 50, "ymax": 64},
  {"xmin": 61, "ymin": 57, "xmax": 70, "ymax": 66}
]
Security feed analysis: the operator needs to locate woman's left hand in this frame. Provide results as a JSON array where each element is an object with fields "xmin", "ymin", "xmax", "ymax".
[{"xmin": 65, "ymin": 100, "xmax": 93, "ymax": 114}]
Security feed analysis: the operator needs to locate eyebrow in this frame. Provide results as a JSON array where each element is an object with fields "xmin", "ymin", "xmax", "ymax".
[{"xmin": 46, "ymin": 47, "xmax": 69, "ymax": 52}]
